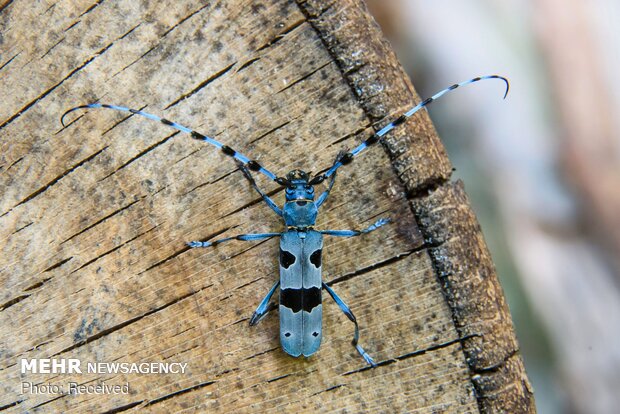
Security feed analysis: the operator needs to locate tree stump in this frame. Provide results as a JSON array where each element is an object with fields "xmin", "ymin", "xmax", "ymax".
[{"xmin": 0, "ymin": 0, "xmax": 535, "ymax": 412}]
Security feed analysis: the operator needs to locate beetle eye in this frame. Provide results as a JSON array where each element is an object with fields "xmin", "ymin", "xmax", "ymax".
[{"xmin": 304, "ymin": 185, "xmax": 311, "ymax": 190}]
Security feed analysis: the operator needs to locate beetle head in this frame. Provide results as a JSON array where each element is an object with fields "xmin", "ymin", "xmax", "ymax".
[{"xmin": 282, "ymin": 169, "xmax": 315, "ymax": 201}]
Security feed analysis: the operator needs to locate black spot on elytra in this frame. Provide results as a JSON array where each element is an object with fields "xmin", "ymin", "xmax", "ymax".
[
  {"xmin": 284, "ymin": 332, "xmax": 291, "ymax": 337},
  {"xmin": 280, "ymin": 249, "xmax": 296, "ymax": 269},
  {"xmin": 280, "ymin": 287, "xmax": 321, "ymax": 313},
  {"xmin": 281, "ymin": 289, "xmax": 301, "ymax": 312},
  {"xmin": 310, "ymin": 249, "xmax": 322, "ymax": 268},
  {"xmin": 305, "ymin": 287, "xmax": 321, "ymax": 312},
  {"xmin": 312, "ymin": 332, "xmax": 319, "ymax": 337}
]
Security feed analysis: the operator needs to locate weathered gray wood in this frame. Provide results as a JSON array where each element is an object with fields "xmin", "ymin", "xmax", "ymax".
[{"xmin": 0, "ymin": 0, "xmax": 534, "ymax": 412}]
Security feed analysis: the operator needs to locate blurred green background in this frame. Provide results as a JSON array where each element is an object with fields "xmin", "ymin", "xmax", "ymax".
[{"xmin": 367, "ymin": 1, "xmax": 620, "ymax": 413}]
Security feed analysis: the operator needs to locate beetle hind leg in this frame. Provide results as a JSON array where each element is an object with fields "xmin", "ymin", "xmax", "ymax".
[
  {"xmin": 249, "ymin": 280, "xmax": 280, "ymax": 326},
  {"xmin": 323, "ymin": 283, "xmax": 377, "ymax": 367}
]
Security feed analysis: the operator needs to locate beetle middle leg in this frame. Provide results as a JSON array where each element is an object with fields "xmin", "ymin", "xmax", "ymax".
[
  {"xmin": 187, "ymin": 232, "xmax": 281, "ymax": 248},
  {"xmin": 319, "ymin": 217, "xmax": 390, "ymax": 238}
]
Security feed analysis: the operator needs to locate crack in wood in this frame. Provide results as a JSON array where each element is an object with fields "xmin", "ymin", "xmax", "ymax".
[
  {"xmin": 0, "ymin": 53, "xmax": 19, "ymax": 72},
  {"xmin": 2, "ymin": 146, "xmax": 108, "ymax": 218},
  {"xmin": 180, "ymin": 166, "xmax": 239, "ymax": 198},
  {"xmin": 30, "ymin": 394, "xmax": 65, "ymax": 410},
  {"xmin": 325, "ymin": 246, "xmax": 427, "ymax": 287},
  {"xmin": 63, "ymin": 19, "xmax": 81, "ymax": 32},
  {"xmin": 266, "ymin": 373, "xmax": 291, "ymax": 383},
  {"xmin": 249, "ymin": 120, "xmax": 291, "ymax": 145},
  {"xmin": 162, "ymin": 342, "xmax": 200, "ymax": 360},
  {"xmin": 78, "ymin": 0, "xmax": 105, "ymax": 19},
  {"xmin": 5, "ymin": 156, "xmax": 24, "ymax": 172},
  {"xmin": 235, "ymin": 56, "xmax": 261, "ymax": 73},
  {"xmin": 343, "ymin": 333, "xmax": 481, "ymax": 376},
  {"xmin": 173, "ymin": 147, "xmax": 201, "ymax": 167},
  {"xmin": 98, "ymin": 132, "xmax": 179, "ymax": 182},
  {"xmin": 40, "ymin": 37, "xmax": 65, "ymax": 60},
  {"xmin": 100, "ymin": 105, "xmax": 148, "ymax": 136},
  {"xmin": 0, "ymin": 399, "xmax": 22, "ymax": 411},
  {"xmin": 472, "ymin": 347, "xmax": 520, "ymax": 374},
  {"xmin": 24, "ymin": 277, "xmax": 52, "ymax": 292},
  {"xmin": 62, "ymin": 0, "xmax": 110, "ymax": 32},
  {"xmin": 244, "ymin": 346, "xmax": 278, "ymax": 361},
  {"xmin": 160, "ymin": 3, "xmax": 211, "ymax": 38},
  {"xmin": 310, "ymin": 383, "xmax": 345, "ymax": 396},
  {"xmin": 234, "ymin": 276, "xmax": 265, "ymax": 291},
  {"xmin": 328, "ymin": 124, "xmax": 370, "ymax": 147},
  {"xmin": 231, "ymin": 317, "xmax": 250, "ymax": 326},
  {"xmin": 42, "ymin": 2, "xmax": 56, "ymax": 15},
  {"xmin": 61, "ymin": 197, "xmax": 142, "ymax": 245},
  {"xmin": 169, "ymin": 326, "xmax": 196, "ymax": 339},
  {"xmin": 99, "ymin": 400, "xmax": 144, "ymax": 414},
  {"xmin": 276, "ymin": 60, "xmax": 331, "ymax": 94},
  {"xmin": 112, "ymin": 44, "xmax": 158, "ymax": 77},
  {"xmin": 256, "ymin": 17, "xmax": 307, "ymax": 52},
  {"xmin": 0, "ymin": 294, "xmax": 30, "ymax": 311},
  {"xmin": 0, "ymin": 23, "xmax": 139, "ymax": 132},
  {"xmin": 165, "ymin": 62, "xmax": 236, "ymax": 110},
  {"xmin": 51, "ymin": 286, "xmax": 208, "ymax": 357},
  {"xmin": 343, "ymin": 61, "xmax": 367, "ymax": 77},
  {"xmin": 43, "ymin": 256, "xmax": 73, "ymax": 272},
  {"xmin": 0, "ymin": 0, "xmax": 14, "ymax": 14},
  {"xmin": 144, "ymin": 380, "xmax": 216, "ymax": 407},
  {"xmin": 138, "ymin": 226, "xmax": 232, "ymax": 275},
  {"xmin": 69, "ymin": 225, "xmax": 156, "ymax": 274},
  {"xmin": 11, "ymin": 220, "xmax": 32, "ymax": 234}
]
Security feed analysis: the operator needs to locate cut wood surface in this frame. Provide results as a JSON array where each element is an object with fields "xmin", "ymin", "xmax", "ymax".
[{"xmin": 0, "ymin": 0, "xmax": 534, "ymax": 412}]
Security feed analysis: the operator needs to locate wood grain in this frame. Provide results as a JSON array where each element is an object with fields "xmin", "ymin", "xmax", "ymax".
[{"xmin": 0, "ymin": 0, "xmax": 534, "ymax": 412}]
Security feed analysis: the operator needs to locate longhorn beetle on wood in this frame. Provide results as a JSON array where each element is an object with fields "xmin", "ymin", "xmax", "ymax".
[{"xmin": 62, "ymin": 75, "xmax": 509, "ymax": 366}]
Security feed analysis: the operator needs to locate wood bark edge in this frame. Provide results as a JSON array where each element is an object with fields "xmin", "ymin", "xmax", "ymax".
[{"xmin": 297, "ymin": 0, "xmax": 536, "ymax": 411}]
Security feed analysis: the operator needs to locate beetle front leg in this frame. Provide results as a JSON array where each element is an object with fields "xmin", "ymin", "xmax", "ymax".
[
  {"xmin": 315, "ymin": 152, "xmax": 343, "ymax": 209},
  {"xmin": 238, "ymin": 163, "xmax": 282, "ymax": 216}
]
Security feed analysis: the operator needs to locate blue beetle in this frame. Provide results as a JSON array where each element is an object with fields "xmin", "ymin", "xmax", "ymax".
[{"xmin": 62, "ymin": 75, "xmax": 508, "ymax": 366}]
